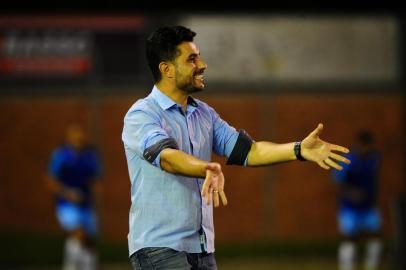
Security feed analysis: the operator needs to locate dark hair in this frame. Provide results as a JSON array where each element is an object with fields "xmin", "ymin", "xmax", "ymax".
[{"xmin": 146, "ymin": 25, "xmax": 196, "ymax": 82}]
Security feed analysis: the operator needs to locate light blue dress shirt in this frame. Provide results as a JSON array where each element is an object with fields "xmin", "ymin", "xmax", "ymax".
[{"xmin": 122, "ymin": 86, "xmax": 239, "ymax": 256}]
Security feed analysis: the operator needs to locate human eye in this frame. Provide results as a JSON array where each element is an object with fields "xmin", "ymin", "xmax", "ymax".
[{"xmin": 188, "ymin": 54, "xmax": 198, "ymax": 63}]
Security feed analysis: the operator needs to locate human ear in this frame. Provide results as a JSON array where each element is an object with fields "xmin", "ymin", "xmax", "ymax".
[{"xmin": 159, "ymin": 62, "xmax": 174, "ymax": 79}]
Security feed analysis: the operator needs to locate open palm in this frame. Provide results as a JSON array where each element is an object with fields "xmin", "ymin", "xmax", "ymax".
[{"xmin": 301, "ymin": 123, "xmax": 350, "ymax": 170}]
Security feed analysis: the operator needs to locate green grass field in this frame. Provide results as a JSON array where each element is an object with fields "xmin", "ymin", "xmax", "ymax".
[
  {"xmin": 0, "ymin": 231, "xmax": 390, "ymax": 270},
  {"xmin": 219, "ymin": 257, "xmax": 338, "ymax": 270}
]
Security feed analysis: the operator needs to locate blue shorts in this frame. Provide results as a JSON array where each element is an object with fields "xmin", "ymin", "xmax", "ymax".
[
  {"xmin": 56, "ymin": 203, "xmax": 98, "ymax": 236},
  {"xmin": 338, "ymin": 207, "xmax": 381, "ymax": 237}
]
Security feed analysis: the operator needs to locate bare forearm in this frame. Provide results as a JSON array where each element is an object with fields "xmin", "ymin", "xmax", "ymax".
[
  {"xmin": 160, "ymin": 148, "xmax": 208, "ymax": 177},
  {"xmin": 247, "ymin": 141, "xmax": 296, "ymax": 166}
]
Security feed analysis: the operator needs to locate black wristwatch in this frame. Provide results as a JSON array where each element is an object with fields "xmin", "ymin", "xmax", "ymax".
[{"xmin": 294, "ymin": 141, "xmax": 306, "ymax": 161}]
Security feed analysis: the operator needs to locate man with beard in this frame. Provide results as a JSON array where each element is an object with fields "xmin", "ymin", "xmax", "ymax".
[{"xmin": 122, "ymin": 25, "xmax": 350, "ymax": 270}]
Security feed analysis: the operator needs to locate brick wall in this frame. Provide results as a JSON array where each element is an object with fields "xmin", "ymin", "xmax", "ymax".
[{"xmin": 0, "ymin": 91, "xmax": 403, "ymax": 245}]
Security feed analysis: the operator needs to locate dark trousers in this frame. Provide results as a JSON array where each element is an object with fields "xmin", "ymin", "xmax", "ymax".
[{"xmin": 130, "ymin": 247, "xmax": 217, "ymax": 270}]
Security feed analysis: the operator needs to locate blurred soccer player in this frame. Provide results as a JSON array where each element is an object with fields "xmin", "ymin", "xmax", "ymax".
[
  {"xmin": 332, "ymin": 130, "xmax": 382, "ymax": 270},
  {"xmin": 46, "ymin": 124, "xmax": 102, "ymax": 270}
]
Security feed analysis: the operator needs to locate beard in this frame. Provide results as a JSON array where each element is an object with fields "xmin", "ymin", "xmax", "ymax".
[
  {"xmin": 176, "ymin": 77, "xmax": 204, "ymax": 94},
  {"xmin": 175, "ymin": 67, "xmax": 205, "ymax": 94},
  {"xmin": 180, "ymin": 84, "xmax": 203, "ymax": 94}
]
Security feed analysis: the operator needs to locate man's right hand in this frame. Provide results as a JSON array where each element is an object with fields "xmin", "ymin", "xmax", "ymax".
[{"xmin": 201, "ymin": 162, "xmax": 228, "ymax": 207}]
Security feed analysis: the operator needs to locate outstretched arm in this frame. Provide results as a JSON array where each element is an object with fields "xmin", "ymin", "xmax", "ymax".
[
  {"xmin": 160, "ymin": 148, "xmax": 228, "ymax": 207},
  {"xmin": 247, "ymin": 123, "xmax": 350, "ymax": 170}
]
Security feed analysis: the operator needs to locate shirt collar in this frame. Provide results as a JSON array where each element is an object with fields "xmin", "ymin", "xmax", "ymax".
[
  {"xmin": 187, "ymin": 96, "xmax": 198, "ymax": 107},
  {"xmin": 151, "ymin": 85, "xmax": 198, "ymax": 111}
]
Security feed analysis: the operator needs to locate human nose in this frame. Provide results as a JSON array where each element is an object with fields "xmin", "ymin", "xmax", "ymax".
[{"xmin": 198, "ymin": 58, "xmax": 208, "ymax": 70}]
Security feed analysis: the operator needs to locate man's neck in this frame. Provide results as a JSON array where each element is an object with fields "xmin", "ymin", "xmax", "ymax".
[{"xmin": 156, "ymin": 82, "xmax": 188, "ymax": 108}]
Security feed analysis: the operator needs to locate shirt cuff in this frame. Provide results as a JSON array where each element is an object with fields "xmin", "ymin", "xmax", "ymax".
[{"xmin": 143, "ymin": 138, "xmax": 179, "ymax": 167}]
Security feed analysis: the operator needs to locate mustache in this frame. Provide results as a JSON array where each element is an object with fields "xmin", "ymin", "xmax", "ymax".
[{"xmin": 194, "ymin": 69, "xmax": 205, "ymax": 75}]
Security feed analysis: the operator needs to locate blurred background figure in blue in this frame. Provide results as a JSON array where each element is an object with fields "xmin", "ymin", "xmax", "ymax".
[
  {"xmin": 332, "ymin": 130, "xmax": 382, "ymax": 270},
  {"xmin": 45, "ymin": 124, "xmax": 102, "ymax": 270}
]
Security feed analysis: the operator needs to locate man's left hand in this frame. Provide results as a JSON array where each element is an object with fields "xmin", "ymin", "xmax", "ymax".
[{"xmin": 301, "ymin": 123, "xmax": 351, "ymax": 170}]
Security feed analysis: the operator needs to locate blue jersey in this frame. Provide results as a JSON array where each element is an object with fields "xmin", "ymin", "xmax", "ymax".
[
  {"xmin": 333, "ymin": 150, "xmax": 380, "ymax": 210},
  {"xmin": 48, "ymin": 144, "xmax": 101, "ymax": 207}
]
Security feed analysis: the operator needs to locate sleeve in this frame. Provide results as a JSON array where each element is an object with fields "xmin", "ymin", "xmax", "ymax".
[
  {"xmin": 226, "ymin": 129, "xmax": 254, "ymax": 166},
  {"xmin": 48, "ymin": 149, "xmax": 63, "ymax": 179},
  {"xmin": 210, "ymin": 107, "xmax": 253, "ymax": 166},
  {"xmin": 122, "ymin": 108, "xmax": 178, "ymax": 168}
]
